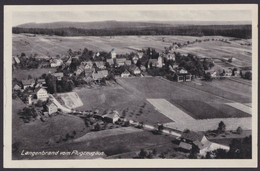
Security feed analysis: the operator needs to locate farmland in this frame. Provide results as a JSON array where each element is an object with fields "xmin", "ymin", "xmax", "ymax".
[
  {"xmin": 13, "ymin": 68, "xmax": 56, "ymax": 80},
  {"xmin": 13, "ymin": 34, "xmax": 252, "ymax": 68}
]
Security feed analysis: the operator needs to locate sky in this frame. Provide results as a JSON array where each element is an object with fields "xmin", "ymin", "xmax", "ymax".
[{"xmin": 12, "ymin": 10, "xmax": 252, "ymax": 26}]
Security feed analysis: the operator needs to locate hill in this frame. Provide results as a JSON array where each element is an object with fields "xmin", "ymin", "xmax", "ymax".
[{"xmin": 16, "ymin": 21, "xmax": 173, "ymax": 29}]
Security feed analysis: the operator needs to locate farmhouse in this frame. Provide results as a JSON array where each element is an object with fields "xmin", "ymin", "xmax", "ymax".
[
  {"xmin": 52, "ymin": 72, "xmax": 64, "ymax": 80},
  {"xmin": 124, "ymin": 60, "xmax": 132, "ymax": 66},
  {"xmin": 206, "ymin": 70, "xmax": 217, "ymax": 78},
  {"xmin": 178, "ymin": 142, "xmax": 193, "ymax": 153},
  {"xmin": 95, "ymin": 61, "xmax": 106, "ymax": 69},
  {"xmin": 35, "ymin": 87, "xmax": 48, "ymax": 101},
  {"xmin": 129, "ymin": 65, "xmax": 141, "ymax": 75},
  {"xmin": 92, "ymin": 72, "xmax": 104, "ymax": 81},
  {"xmin": 37, "ymin": 79, "xmax": 46, "ymax": 85},
  {"xmin": 137, "ymin": 51, "xmax": 144, "ymax": 59},
  {"xmin": 166, "ymin": 53, "xmax": 176, "ymax": 61},
  {"xmin": 50, "ymin": 59, "xmax": 63, "ymax": 67},
  {"xmin": 85, "ymin": 68, "xmax": 94, "ymax": 77},
  {"xmin": 157, "ymin": 55, "xmax": 164, "ymax": 68},
  {"xmin": 132, "ymin": 56, "xmax": 139, "ymax": 64},
  {"xmin": 148, "ymin": 59, "xmax": 160, "ymax": 68},
  {"xmin": 224, "ymin": 68, "xmax": 233, "ymax": 77},
  {"xmin": 98, "ymin": 70, "xmax": 109, "ymax": 77},
  {"xmin": 106, "ymin": 58, "xmax": 114, "ymax": 66},
  {"xmin": 116, "ymin": 58, "xmax": 127, "ymax": 67},
  {"xmin": 121, "ymin": 70, "xmax": 131, "ymax": 77},
  {"xmin": 75, "ymin": 65, "xmax": 85, "ymax": 76},
  {"xmin": 13, "ymin": 84, "xmax": 22, "ymax": 91},
  {"xmin": 45, "ymin": 101, "xmax": 58, "ymax": 115},
  {"xmin": 174, "ymin": 68, "xmax": 192, "ymax": 82},
  {"xmin": 22, "ymin": 79, "xmax": 35, "ymax": 89},
  {"xmin": 103, "ymin": 110, "xmax": 120, "ymax": 123},
  {"xmin": 82, "ymin": 61, "xmax": 93, "ymax": 69}
]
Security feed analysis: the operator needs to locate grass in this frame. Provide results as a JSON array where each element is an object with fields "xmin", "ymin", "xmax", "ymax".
[
  {"xmin": 13, "ymin": 68, "xmax": 56, "ymax": 80},
  {"xmin": 170, "ymin": 100, "xmax": 250, "ymax": 119},
  {"xmin": 74, "ymin": 86, "xmax": 172, "ymax": 125}
]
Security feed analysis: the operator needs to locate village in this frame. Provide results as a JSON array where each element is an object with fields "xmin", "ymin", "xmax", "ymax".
[{"xmin": 12, "ymin": 37, "xmax": 252, "ymax": 159}]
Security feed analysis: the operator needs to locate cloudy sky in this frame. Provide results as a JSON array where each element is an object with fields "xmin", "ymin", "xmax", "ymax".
[{"xmin": 13, "ymin": 10, "xmax": 251, "ymax": 26}]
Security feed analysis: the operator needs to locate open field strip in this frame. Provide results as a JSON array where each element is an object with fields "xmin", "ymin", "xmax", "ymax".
[
  {"xmin": 225, "ymin": 103, "xmax": 252, "ymax": 115},
  {"xmin": 58, "ymin": 92, "xmax": 83, "ymax": 109},
  {"xmin": 147, "ymin": 98, "xmax": 252, "ymax": 131},
  {"xmin": 72, "ymin": 127, "xmax": 143, "ymax": 143},
  {"xmin": 147, "ymin": 99, "xmax": 194, "ymax": 122}
]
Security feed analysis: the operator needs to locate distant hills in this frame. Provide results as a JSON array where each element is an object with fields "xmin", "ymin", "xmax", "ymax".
[
  {"xmin": 16, "ymin": 20, "xmax": 251, "ymax": 29},
  {"xmin": 13, "ymin": 20, "xmax": 252, "ymax": 39}
]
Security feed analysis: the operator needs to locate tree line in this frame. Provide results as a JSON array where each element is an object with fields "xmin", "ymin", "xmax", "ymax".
[{"xmin": 13, "ymin": 25, "xmax": 251, "ymax": 39}]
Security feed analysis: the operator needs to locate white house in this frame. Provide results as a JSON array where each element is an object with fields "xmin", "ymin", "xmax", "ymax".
[
  {"xmin": 121, "ymin": 70, "xmax": 131, "ymax": 77},
  {"xmin": 35, "ymin": 87, "xmax": 48, "ymax": 101},
  {"xmin": 103, "ymin": 110, "xmax": 120, "ymax": 123},
  {"xmin": 22, "ymin": 79, "xmax": 35, "ymax": 89},
  {"xmin": 45, "ymin": 102, "xmax": 58, "ymax": 115},
  {"xmin": 157, "ymin": 55, "xmax": 163, "ymax": 68},
  {"xmin": 132, "ymin": 56, "xmax": 139, "ymax": 64},
  {"xmin": 50, "ymin": 59, "xmax": 63, "ymax": 67}
]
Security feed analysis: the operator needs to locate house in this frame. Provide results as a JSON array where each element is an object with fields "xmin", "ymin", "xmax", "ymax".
[
  {"xmin": 137, "ymin": 52, "xmax": 144, "ymax": 59},
  {"xmin": 178, "ymin": 142, "xmax": 193, "ymax": 153},
  {"xmin": 157, "ymin": 55, "xmax": 164, "ymax": 68},
  {"xmin": 13, "ymin": 56, "xmax": 20, "ymax": 64},
  {"xmin": 129, "ymin": 65, "xmax": 141, "ymax": 75},
  {"xmin": 103, "ymin": 110, "xmax": 120, "ymax": 123},
  {"xmin": 45, "ymin": 101, "xmax": 58, "ymax": 115},
  {"xmin": 52, "ymin": 72, "xmax": 64, "ymax": 80},
  {"xmin": 22, "ymin": 79, "xmax": 35, "ymax": 89},
  {"xmin": 224, "ymin": 68, "xmax": 233, "ymax": 77},
  {"xmin": 27, "ymin": 95, "xmax": 33, "ymax": 105},
  {"xmin": 75, "ymin": 65, "xmax": 85, "ymax": 76},
  {"xmin": 116, "ymin": 58, "xmax": 127, "ymax": 67},
  {"xmin": 111, "ymin": 49, "xmax": 117, "ymax": 59},
  {"xmin": 206, "ymin": 70, "xmax": 217, "ymax": 78},
  {"xmin": 121, "ymin": 70, "xmax": 131, "ymax": 77},
  {"xmin": 50, "ymin": 59, "xmax": 63, "ymax": 67},
  {"xmin": 92, "ymin": 72, "xmax": 104, "ymax": 81},
  {"xmin": 95, "ymin": 61, "xmax": 106, "ymax": 69},
  {"xmin": 82, "ymin": 61, "xmax": 93, "ymax": 69},
  {"xmin": 167, "ymin": 53, "xmax": 176, "ymax": 61},
  {"xmin": 140, "ymin": 65, "xmax": 146, "ymax": 71},
  {"xmin": 85, "ymin": 68, "xmax": 94, "ymax": 77},
  {"xmin": 98, "ymin": 70, "xmax": 109, "ymax": 77},
  {"xmin": 35, "ymin": 79, "xmax": 46, "ymax": 88},
  {"xmin": 174, "ymin": 68, "xmax": 192, "ymax": 82},
  {"xmin": 13, "ymin": 84, "xmax": 22, "ymax": 91},
  {"xmin": 35, "ymin": 87, "xmax": 48, "ymax": 101},
  {"xmin": 147, "ymin": 59, "xmax": 158, "ymax": 68},
  {"xmin": 132, "ymin": 56, "xmax": 139, "ymax": 64},
  {"xmin": 106, "ymin": 58, "xmax": 114, "ymax": 66},
  {"xmin": 124, "ymin": 60, "xmax": 132, "ymax": 66}
]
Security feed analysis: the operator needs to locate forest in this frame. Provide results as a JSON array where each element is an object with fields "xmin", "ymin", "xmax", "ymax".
[{"xmin": 12, "ymin": 25, "xmax": 251, "ymax": 39}]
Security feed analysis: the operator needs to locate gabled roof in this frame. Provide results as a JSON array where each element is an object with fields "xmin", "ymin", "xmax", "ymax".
[
  {"xmin": 179, "ymin": 142, "xmax": 192, "ymax": 150},
  {"xmin": 52, "ymin": 72, "xmax": 64, "ymax": 77},
  {"xmin": 116, "ymin": 58, "xmax": 127, "ymax": 63},
  {"xmin": 181, "ymin": 131, "xmax": 205, "ymax": 142},
  {"xmin": 46, "ymin": 101, "xmax": 56, "ymax": 108},
  {"xmin": 38, "ymin": 79, "xmax": 46, "ymax": 83},
  {"xmin": 124, "ymin": 60, "xmax": 132, "ymax": 65},
  {"xmin": 103, "ymin": 110, "xmax": 120, "ymax": 119},
  {"xmin": 22, "ymin": 79, "xmax": 35, "ymax": 85},
  {"xmin": 121, "ymin": 70, "xmax": 130, "ymax": 75},
  {"xmin": 98, "ymin": 70, "xmax": 108, "ymax": 76}
]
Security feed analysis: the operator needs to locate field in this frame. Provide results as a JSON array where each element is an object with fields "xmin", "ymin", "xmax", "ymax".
[
  {"xmin": 12, "ymin": 68, "xmax": 56, "ymax": 80},
  {"xmin": 57, "ymin": 92, "xmax": 83, "ymax": 109},
  {"xmin": 74, "ymin": 86, "xmax": 172, "ymax": 125},
  {"xmin": 13, "ymin": 34, "xmax": 251, "ymax": 68},
  {"xmin": 117, "ymin": 77, "xmax": 251, "ymax": 131}
]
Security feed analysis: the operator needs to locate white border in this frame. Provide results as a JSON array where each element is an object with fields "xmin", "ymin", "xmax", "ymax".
[{"xmin": 4, "ymin": 4, "xmax": 258, "ymax": 168}]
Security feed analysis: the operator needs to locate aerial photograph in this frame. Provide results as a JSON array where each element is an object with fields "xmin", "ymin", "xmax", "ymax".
[{"xmin": 11, "ymin": 6, "xmax": 253, "ymax": 160}]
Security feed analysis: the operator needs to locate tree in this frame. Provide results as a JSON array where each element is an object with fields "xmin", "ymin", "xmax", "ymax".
[
  {"xmin": 36, "ymin": 100, "xmax": 43, "ymax": 107},
  {"xmin": 244, "ymin": 71, "xmax": 252, "ymax": 80},
  {"xmin": 157, "ymin": 124, "xmax": 164, "ymax": 134},
  {"xmin": 94, "ymin": 123, "xmax": 101, "ymax": 131},
  {"xmin": 217, "ymin": 121, "xmax": 226, "ymax": 133},
  {"xmin": 204, "ymin": 72, "xmax": 212, "ymax": 81},
  {"xmin": 138, "ymin": 149, "xmax": 147, "ymax": 159},
  {"xmin": 236, "ymin": 127, "xmax": 243, "ymax": 134}
]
